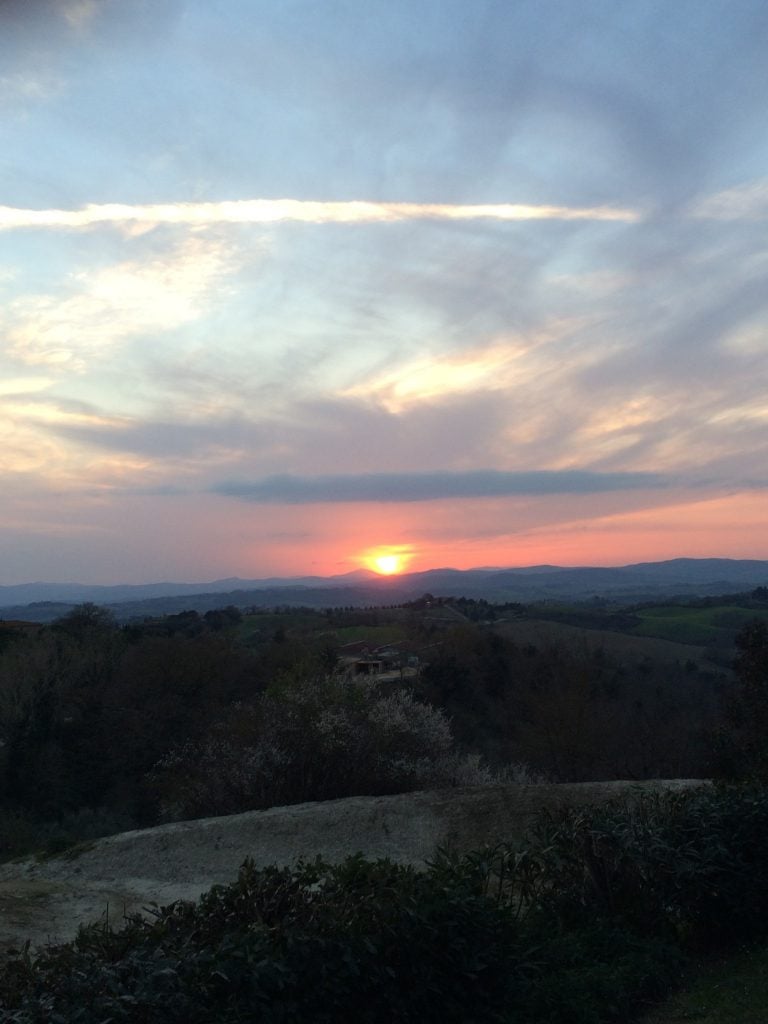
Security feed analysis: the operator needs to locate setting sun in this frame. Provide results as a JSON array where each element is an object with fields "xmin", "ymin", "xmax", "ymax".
[
  {"xmin": 374, "ymin": 554, "xmax": 402, "ymax": 575},
  {"xmin": 362, "ymin": 547, "xmax": 412, "ymax": 575}
]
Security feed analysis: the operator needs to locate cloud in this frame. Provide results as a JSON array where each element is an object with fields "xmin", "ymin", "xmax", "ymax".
[
  {"xmin": 52, "ymin": 414, "xmax": 266, "ymax": 459},
  {"xmin": 3, "ymin": 235, "xmax": 236, "ymax": 369},
  {"xmin": 341, "ymin": 340, "xmax": 527, "ymax": 414},
  {"xmin": 341, "ymin": 319, "xmax": 591, "ymax": 413},
  {"xmin": 691, "ymin": 177, "xmax": 768, "ymax": 220},
  {"xmin": 0, "ymin": 0, "xmax": 180, "ymax": 43},
  {"xmin": 214, "ymin": 469, "xmax": 669, "ymax": 505},
  {"xmin": 0, "ymin": 198, "xmax": 642, "ymax": 234},
  {"xmin": 0, "ymin": 71, "xmax": 63, "ymax": 106},
  {"xmin": 0, "ymin": 394, "xmax": 153, "ymax": 483},
  {"xmin": 60, "ymin": 0, "xmax": 101, "ymax": 30},
  {"xmin": 0, "ymin": 376, "xmax": 53, "ymax": 397}
]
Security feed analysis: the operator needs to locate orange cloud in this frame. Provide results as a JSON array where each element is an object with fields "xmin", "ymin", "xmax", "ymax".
[{"xmin": 341, "ymin": 320, "xmax": 589, "ymax": 413}]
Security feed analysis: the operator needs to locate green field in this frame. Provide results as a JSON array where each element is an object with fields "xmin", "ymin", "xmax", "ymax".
[
  {"xmin": 329, "ymin": 624, "xmax": 408, "ymax": 645},
  {"xmin": 495, "ymin": 616, "xmax": 711, "ymax": 667},
  {"xmin": 631, "ymin": 605, "xmax": 765, "ymax": 647}
]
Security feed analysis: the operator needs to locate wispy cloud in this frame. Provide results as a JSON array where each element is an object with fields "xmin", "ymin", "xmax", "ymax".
[
  {"xmin": 0, "ymin": 376, "xmax": 53, "ymax": 397},
  {"xmin": 0, "ymin": 72, "xmax": 63, "ymax": 105},
  {"xmin": 341, "ymin": 341, "xmax": 526, "ymax": 414},
  {"xmin": 4, "ymin": 236, "xmax": 235, "ymax": 369},
  {"xmin": 691, "ymin": 177, "xmax": 768, "ymax": 220},
  {"xmin": 341, "ymin": 319, "xmax": 591, "ymax": 413},
  {"xmin": 0, "ymin": 198, "xmax": 642, "ymax": 233},
  {"xmin": 214, "ymin": 469, "xmax": 669, "ymax": 504},
  {"xmin": 60, "ymin": 0, "xmax": 102, "ymax": 30}
]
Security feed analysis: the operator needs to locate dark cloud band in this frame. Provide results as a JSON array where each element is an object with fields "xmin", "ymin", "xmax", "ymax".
[{"xmin": 214, "ymin": 469, "xmax": 668, "ymax": 504}]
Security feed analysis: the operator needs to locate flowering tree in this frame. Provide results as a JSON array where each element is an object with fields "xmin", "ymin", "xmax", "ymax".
[{"xmin": 151, "ymin": 676, "xmax": 498, "ymax": 821}]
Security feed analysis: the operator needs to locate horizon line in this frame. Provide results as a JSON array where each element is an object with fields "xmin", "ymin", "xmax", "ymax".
[{"xmin": 0, "ymin": 554, "xmax": 766, "ymax": 592}]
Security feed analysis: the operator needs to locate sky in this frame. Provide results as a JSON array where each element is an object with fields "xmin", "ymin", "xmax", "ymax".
[{"xmin": 1, "ymin": 0, "xmax": 767, "ymax": 584}]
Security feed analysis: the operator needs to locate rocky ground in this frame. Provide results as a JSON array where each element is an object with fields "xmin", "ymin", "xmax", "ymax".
[{"xmin": 0, "ymin": 779, "xmax": 705, "ymax": 950}]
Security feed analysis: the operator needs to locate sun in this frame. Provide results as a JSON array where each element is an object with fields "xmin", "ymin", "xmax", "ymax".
[
  {"xmin": 363, "ymin": 547, "xmax": 411, "ymax": 575},
  {"xmin": 374, "ymin": 553, "xmax": 402, "ymax": 575}
]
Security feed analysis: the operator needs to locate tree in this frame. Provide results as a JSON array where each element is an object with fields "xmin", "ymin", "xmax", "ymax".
[
  {"xmin": 52, "ymin": 602, "xmax": 116, "ymax": 642},
  {"xmin": 150, "ymin": 675, "xmax": 494, "ymax": 821}
]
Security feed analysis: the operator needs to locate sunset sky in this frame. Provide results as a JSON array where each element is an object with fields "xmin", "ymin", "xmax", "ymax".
[{"xmin": 1, "ymin": 0, "xmax": 767, "ymax": 584}]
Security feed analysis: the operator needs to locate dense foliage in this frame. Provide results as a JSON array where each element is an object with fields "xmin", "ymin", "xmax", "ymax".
[
  {"xmin": 415, "ymin": 622, "xmax": 721, "ymax": 779},
  {"xmin": 0, "ymin": 613, "xmax": 262, "ymax": 855},
  {"xmin": 5, "ymin": 784, "xmax": 768, "ymax": 1023},
  {"xmin": 527, "ymin": 783, "xmax": 768, "ymax": 947}
]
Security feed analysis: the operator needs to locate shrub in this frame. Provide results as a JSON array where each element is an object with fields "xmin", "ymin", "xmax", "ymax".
[
  {"xmin": 523, "ymin": 783, "xmax": 768, "ymax": 947},
  {"xmin": 151, "ymin": 676, "xmax": 498, "ymax": 820},
  {"xmin": 0, "ymin": 852, "xmax": 679, "ymax": 1024}
]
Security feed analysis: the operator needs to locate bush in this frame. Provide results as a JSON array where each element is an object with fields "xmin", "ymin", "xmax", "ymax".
[
  {"xmin": 0, "ymin": 852, "xmax": 679, "ymax": 1024},
  {"xmin": 522, "ymin": 783, "xmax": 768, "ymax": 947},
  {"xmin": 151, "ymin": 676, "xmax": 498, "ymax": 820}
]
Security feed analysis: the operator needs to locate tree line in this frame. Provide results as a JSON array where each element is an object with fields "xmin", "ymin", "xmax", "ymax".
[{"xmin": 0, "ymin": 600, "xmax": 766, "ymax": 857}]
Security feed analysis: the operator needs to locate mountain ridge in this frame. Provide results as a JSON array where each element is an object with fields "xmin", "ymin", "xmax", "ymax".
[{"xmin": 1, "ymin": 558, "xmax": 767, "ymax": 622}]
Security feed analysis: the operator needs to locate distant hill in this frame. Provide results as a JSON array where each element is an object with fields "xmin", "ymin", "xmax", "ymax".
[
  {"xmin": 1, "ymin": 558, "xmax": 766, "ymax": 623},
  {"xmin": 0, "ymin": 570, "xmax": 374, "ymax": 609}
]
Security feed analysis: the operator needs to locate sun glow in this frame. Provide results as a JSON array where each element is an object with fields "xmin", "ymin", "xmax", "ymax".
[
  {"xmin": 363, "ymin": 547, "xmax": 412, "ymax": 575},
  {"xmin": 374, "ymin": 554, "xmax": 401, "ymax": 574}
]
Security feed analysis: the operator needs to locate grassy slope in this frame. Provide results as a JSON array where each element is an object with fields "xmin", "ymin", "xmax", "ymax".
[
  {"xmin": 631, "ymin": 605, "xmax": 763, "ymax": 647},
  {"xmin": 328, "ymin": 624, "xmax": 409, "ymax": 644},
  {"xmin": 495, "ymin": 616, "xmax": 711, "ymax": 666}
]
